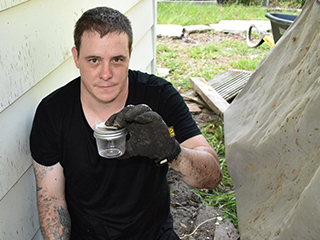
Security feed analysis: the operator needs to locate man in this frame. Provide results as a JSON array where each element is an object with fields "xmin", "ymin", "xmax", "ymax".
[{"xmin": 30, "ymin": 7, "xmax": 222, "ymax": 240}]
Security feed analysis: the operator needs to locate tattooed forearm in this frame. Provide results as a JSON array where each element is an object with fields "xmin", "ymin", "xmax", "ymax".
[
  {"xmin": 58, "ymin": 206, "xmax": 71, "ymax": 237},
  {"xmin": 33, "ymin": 161, "xmax": 70, "ymax": 240},
  {"xmin": 38, "ymin": 199, "xmax": 71, "ymax": 240}
]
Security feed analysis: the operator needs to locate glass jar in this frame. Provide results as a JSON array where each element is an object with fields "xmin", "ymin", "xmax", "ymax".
[{"xmin": 93, "ymin": 121, "xmax": 127, "ymax": 158}]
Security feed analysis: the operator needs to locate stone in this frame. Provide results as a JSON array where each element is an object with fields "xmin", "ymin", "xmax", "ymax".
[
  {"xmin": 184, "ymin": 25, "xmax": 212, "ymax": 34},
  {"xmin": 186, "ymin": 104, "xmax": 202, "ymax": 113},
  {"xmin": 157, "ymin": 24, "xmax": 183, "ymax": 38}
]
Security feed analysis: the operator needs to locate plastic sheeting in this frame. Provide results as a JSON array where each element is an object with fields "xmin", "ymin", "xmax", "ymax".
[{"xmin": 224, "ymin": 0, "xmax": 320, "ymax": 239}]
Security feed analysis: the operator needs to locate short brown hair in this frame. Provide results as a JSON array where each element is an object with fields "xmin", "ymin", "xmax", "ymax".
[{"xmin": 74, "ymin": 7, "xmax": 133, "ymax": 53}]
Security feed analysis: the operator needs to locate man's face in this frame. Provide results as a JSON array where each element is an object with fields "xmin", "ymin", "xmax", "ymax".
[{"xmin": 72, "ymin": 31, "xmax": 132, "ymax": 105}]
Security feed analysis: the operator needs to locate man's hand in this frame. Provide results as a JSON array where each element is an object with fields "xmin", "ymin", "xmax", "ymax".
[{"xmin": 105, "ymin": 104, "xmax": 181, "ymax": 164}]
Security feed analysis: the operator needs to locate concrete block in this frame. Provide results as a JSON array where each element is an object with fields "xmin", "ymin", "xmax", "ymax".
[
  {"xmin": 184, "ymin": 25, "xmax": 212, "ymax": 34},
  {"xmin": 157, "ymin": 24, "xmax": 184, "ymax": 38}
]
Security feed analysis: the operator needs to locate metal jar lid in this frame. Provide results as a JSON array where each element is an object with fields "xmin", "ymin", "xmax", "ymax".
[{"xmin": 93, "ymin": 121, "xmax": 127, "ymax": 140}]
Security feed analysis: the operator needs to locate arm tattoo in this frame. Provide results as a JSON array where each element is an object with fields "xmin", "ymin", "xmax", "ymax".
[
  {"xmin": 58, "ymin": 206, "xmax": 71, "ymax": 237},
  {"xmin": 39, "ymin": 202, "xmax": 71, "ymax": 240},
  {"xmin": 33, "ymin": 163, "xmax": 54, "ymax": 180},
  {"xmin": 34, "ymin": 163, "xmax": 71, "ymax": 239}
]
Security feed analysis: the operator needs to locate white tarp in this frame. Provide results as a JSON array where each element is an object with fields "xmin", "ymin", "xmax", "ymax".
[{"xmin": 224, "ymin": 0, "xmax": 320, "ymax": 239}]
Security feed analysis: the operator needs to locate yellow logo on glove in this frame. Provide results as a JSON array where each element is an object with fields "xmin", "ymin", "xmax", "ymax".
[{"xmin": 168, "ymin": 127, "xmax": 175, "ymax": 137}]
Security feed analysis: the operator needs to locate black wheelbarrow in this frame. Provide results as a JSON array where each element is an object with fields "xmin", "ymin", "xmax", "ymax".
[{"xmin": 247, "ymin": 12, "xmax": 298, "ymax": 48}]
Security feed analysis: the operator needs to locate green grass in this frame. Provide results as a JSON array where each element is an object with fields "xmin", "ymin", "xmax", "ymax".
[
  {"xmin": 195, "ymin": 122, "xmax": 238, "ymax": 229},
  {"xmin": 157, "ymin": 2, "xmax": 270, "ymax": 25},
  {"xmin": 188, "ymin": 44, "xmax": 219, "ymax": 59},
  {"xmin": 156, "ymin": 31, "xmax": 269, "ymax": 91}
]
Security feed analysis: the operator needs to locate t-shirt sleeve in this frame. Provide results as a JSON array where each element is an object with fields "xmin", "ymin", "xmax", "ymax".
[
  {"xmin": 30, "ymin": 101, "xmax": 61, "ymax": 166},
  {"xmin": 158, "ymin": 84, "xmax": 201, "ymax": 143}
]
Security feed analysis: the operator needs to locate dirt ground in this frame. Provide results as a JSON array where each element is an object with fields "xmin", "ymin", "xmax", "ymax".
[
  {"xmin": 159, "ymin": 31, "xmax": 243, "ymax": 239},
  {"xmin": 157, "ymin": 31, "xmax": 248, "ymax": 69},
  {"xmin": 169, "ymin": 167, "xmax": 239, "ymax": 240},
  {"xmin": 168, "ymin": 111, "xmax": 239, "ymax": 240},
  {"xmin": 168, "ymin": 102, "xmax": 239, "ymax": 240},
  {"xmin": 168, "ymin": 106, "xmax": 240, "ymax": 240}
]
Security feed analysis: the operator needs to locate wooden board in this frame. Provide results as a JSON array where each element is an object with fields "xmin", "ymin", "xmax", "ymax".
[
  {"xmin": 190, "ymin": 77, "xmax": 230, "ymax": 120},
  {"xmin": 188, "ymin": 69, "xmax": 252, "ymax": 119}
]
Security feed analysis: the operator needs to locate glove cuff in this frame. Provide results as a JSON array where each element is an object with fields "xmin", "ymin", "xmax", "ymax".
[{"xmin": 166, "ymin": 140, "xmax": 181, "ymax": 163}]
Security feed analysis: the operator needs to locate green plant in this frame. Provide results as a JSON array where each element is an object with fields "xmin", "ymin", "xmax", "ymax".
[
  {"xmin": 230, "ymin": 58, "xmax": 258, "ymax": 71},
  {"xmin": 188, "ymin": 44, "xmax": 219, "ymax": 59},
  {"xmin": 157, "ymin": 2, "xmax": 270, "ymax": 25},
  {"xmin": 268, "ymin": 0, "xmax": 305, "ymax": 8},
  {"xmin": 156, "ymin": 31, "xmax": 269, "ymax": 91},
  {"xmin": 195, "ymin": 122, "xmax": 238, "ymax": 229},
  {"xmin": 193, "ymin": 188, "xmax": 238, "ymax": 228},
  {"xmin": 201, "ymin": 122, "xmax": 225, "ymax": 156}
]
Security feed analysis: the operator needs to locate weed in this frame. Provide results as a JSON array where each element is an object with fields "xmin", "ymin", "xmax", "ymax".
[
  {"xmin": 193, "ymin": 188, "xmax": 238, "ymax": 228},
  {"xmin": 201, "ymin": 122, "xmax": 225, "ymax": 156},
  {"xmin": 231, "ymin": 58, "xmax": 261, "ymax": 71},
  {"xmin": 196, "ymin": 122, "xmax": 238, "ymax": 229},
  {"xmin": 188, "ymin": 44, "xmax": 219, "ymax": 59}
]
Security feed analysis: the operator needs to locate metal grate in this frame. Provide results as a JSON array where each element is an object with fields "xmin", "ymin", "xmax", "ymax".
[{"xmin": 209, "ymin": 69, "xmax": 252, "ymax": 101}]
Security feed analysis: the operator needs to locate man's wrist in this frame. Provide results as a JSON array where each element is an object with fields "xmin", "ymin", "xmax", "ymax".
[
  {"xmin": 156, "ymin": 140, "xmax": 181, "ymax": 166},
  {"xmin": 166, "ymin": 140, "xmax": 181, "ymax": 163}
]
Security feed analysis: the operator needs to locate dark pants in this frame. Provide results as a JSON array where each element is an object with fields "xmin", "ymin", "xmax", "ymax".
[{"xmin": 156, "ymin": 214, "xmax": 180, "ymax": 240}]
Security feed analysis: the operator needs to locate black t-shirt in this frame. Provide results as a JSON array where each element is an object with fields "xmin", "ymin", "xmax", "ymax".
[{"xmin": 30, "ymin": 70, "xmax": 201, "ymax": 240}]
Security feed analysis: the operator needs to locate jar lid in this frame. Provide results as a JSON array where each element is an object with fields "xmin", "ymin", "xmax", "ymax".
[{"xmin": 93, "ymin": 121, "xmax": 127, "ymax": 140}]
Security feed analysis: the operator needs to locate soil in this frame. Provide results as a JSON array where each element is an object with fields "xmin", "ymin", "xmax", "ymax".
[
  {"xmin": 168, "ymin": 169, "xmax": 239, "ymax": 240},
  {"xmin": 159, "ymin": 31, "xmax": 242, "ymax": 239},
  {"xmin": 157, "ymin": 31, "xmax": 248, "ymax": 62},
  {"xmin": 168, "ymin": 110, "xmax": 239, "ymax": 240},
  {"xmin": 168, "ymin": 96, "xmax": 239, "ymax": 240},
  {"xmin": 160, "ymin": 31, "xmax": 247, "ymax": 46}
]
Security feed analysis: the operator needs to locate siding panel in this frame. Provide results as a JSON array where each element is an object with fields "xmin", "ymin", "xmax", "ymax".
[
  {"xmin": 0, "ymin": 0, "xmax": 143, "ymax": 114},
  {"xmin": 0, "ymin": 0, "xmax": 28, "ymax": 12},
  {"xmin": 131, "ymin": 28, "xmax": 155, "ymax": 71},
  {"xmin": 0, "ymin": 57, "xmax": 79, "ymax": 201},
  {"xmin": 129, "ymin": 0, "xmax": 156, "ymax": 72},
  {"xmin": 0, "ymin": 167, "xmax": 39, "ymax": 240}
]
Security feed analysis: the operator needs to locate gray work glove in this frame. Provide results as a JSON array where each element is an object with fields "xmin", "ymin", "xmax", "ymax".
[{"xmin": 105, "ymin": 104, "xmax": 181, "ymax": 165}]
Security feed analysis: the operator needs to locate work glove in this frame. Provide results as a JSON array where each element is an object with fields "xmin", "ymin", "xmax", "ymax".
[{"xmin": 105, "ymin": 104, "xmax": 181, "ymax": 165}]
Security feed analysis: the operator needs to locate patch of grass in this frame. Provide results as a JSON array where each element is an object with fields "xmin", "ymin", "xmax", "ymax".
[
  {"xmin": 201, "ymin": 122, "xmax": 225, "ymax": 156},
  {"xmin": 188, "ymin": 44, "xmax": 219, "ymax": 59},
  {"xmin": 192, "ymin": 122, "xmax": 238, "ymax": 229},
  {"xmin": 157, "ymin": 2, "xmax": 270, "ymax": 25},
  {"xmin": 230, "ymin": 58, "xmax": 261, "ymax": 71},
  {"xmin": 156, "ymin": 31, "xmax": 269, "ymax": 91}
]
